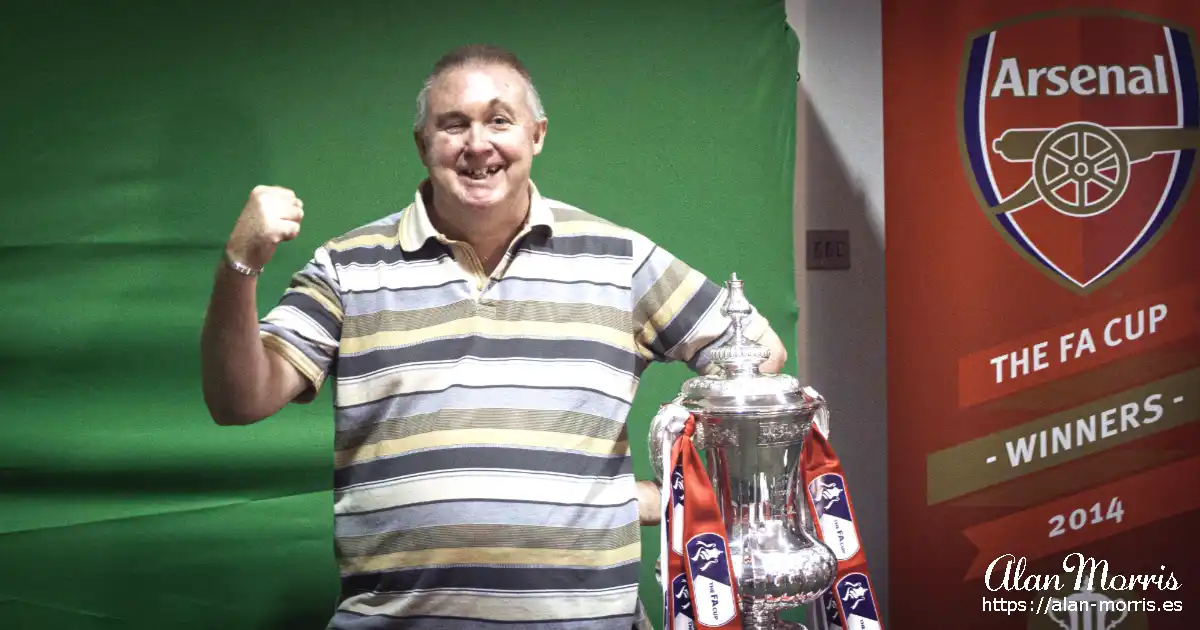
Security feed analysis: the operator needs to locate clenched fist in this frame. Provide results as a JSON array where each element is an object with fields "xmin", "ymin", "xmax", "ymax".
[{"xmin": 225, "ymin": 185, "xmax": 305, "ymax": 269}]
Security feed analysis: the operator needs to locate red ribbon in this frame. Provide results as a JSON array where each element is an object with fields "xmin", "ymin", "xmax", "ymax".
[
  {"xmin": 664, "ymin": 415, "xmax": 743, "ymax": 629},
  {"xmin": 802, "ymin": 420, "xmax": 885, "ymax": 630},
  {"xmin": 663, "ymin": 419, "xmax": 691, "ymax": 629}
]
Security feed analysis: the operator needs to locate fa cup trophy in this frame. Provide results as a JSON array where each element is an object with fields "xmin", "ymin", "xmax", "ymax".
[{"xmin": 649, "ymin": 274, "xmax": 839, "ymax": 630}]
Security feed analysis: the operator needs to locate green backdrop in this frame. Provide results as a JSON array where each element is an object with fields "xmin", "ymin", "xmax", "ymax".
[{"xmin": 0, "ymin": 1, "xmax": 799, "ymax": 628}]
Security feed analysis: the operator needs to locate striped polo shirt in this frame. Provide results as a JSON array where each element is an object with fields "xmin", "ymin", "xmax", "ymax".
[{"xmin": 258, "ymin": 180, "xmax": 770, "ymax": 630}]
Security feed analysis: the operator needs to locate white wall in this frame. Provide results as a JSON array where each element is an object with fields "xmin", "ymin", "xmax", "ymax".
[{"xmin": 785, "ymin": 0, "xmax": 889, "ymax": 623}]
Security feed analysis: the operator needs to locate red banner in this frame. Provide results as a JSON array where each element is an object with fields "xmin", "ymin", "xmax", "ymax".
[
  {"xmin": 884, "ymin": 2, "xmax": 1200, "ymax": 628},
  {"xmin": 962, "ymin": 455, "xmax": 1200, "ymax": 580},
  {"xmin": 958, "ymin": 282, "xmax": 1200, "ymax": 408}
]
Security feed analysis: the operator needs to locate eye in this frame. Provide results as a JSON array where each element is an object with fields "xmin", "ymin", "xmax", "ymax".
[{"xmin": 491, "ymin": 116, "xmax": 512, "ymax": 126}]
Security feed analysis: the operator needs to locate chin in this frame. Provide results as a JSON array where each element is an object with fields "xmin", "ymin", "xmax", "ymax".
[
  {"xmin": 457, "ymin": 187, "xmax": 508, "ymax": 211},
  {"xmin": 462, "ymin": 179, "xmax": 524, "ymax": 207}
]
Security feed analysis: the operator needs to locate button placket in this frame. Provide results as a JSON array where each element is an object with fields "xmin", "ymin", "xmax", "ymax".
[{"xmin": 439, "ymin": 236, "xmax": 488, "ymax": 300}]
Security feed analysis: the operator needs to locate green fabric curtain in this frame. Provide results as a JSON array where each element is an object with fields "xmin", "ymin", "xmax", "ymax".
[{"xmin": 0, "ymin": 2, "xmax": 799, "ymax": 627}]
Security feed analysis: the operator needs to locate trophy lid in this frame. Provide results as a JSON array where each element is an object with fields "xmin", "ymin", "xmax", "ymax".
[{"xmin": 677, "ymin": 273, "xmax": 823, "ymax": 416}]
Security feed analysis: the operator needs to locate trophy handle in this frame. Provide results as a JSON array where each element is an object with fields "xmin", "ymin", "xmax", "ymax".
[
  {"xmin": 647, "ymin": 397, "xmax": 688, "ymax": 484},
  {"xmin": 803, "ymin": 386, "xmax": 831, "ymax": 438}
]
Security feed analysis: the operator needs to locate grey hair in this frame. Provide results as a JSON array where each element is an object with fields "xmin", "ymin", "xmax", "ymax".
[{"xmin": 413, "ymin": 44, "xmax": 547, "ymax": 134}]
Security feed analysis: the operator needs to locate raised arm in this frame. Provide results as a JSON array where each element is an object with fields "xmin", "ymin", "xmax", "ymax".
[{"xmin": 200, "ymin": 185, "xmax": 313, "ymax": 426}]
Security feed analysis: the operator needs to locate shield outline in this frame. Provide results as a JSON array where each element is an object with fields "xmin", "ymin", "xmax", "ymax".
[{"xmin": 956, "ymin": 8, "xmax": 1200, "ymax": 295}]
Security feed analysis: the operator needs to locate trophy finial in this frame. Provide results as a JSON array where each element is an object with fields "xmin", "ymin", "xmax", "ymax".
[{"xmin": 711, "ymin": 272, "xmax": 770, "ymax": 375}]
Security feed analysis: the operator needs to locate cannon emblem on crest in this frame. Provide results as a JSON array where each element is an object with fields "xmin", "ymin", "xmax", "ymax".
[{"xmin": 989, "ymin": 121, "xmax": 1199, "ymax": 216}]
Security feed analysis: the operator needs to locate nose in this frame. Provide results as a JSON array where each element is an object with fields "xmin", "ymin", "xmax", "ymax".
[{"xmin": 464, "ymin": 123, "xmax": 493, "ymax": 154}]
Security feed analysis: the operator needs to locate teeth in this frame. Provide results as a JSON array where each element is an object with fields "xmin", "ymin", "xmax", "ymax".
[{"xmin": 464, "ymin": 166, "xmax": 502, "ymax": 179}]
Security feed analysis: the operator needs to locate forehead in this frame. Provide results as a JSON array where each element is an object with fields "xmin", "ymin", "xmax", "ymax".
[{"xmin": 428, "ymin": 63, "xmax": 528, "ymax": 113}]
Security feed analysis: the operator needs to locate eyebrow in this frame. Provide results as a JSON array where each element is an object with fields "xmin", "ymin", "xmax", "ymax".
[{"xmin": 433, "ymin": 99, "xmax": 516, "ymax": 125}]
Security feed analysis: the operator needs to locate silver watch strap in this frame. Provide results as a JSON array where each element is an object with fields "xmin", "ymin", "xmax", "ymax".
[{"xmin": 223, "ymin": 250, "xmax": 263, "ymax": 276}]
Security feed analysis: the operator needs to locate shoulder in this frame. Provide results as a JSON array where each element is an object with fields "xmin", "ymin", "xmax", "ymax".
[
  {"xmin": 541, "ymin": 196, "xmax": 658, "ymax": 259},
  {"xmin": 323, "ymin": 210, "xmax": 406, "ymax": 252}
]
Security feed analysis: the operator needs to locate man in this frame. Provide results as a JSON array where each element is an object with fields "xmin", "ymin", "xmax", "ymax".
[{"xmin": 200, "ymin": 44, "xmax": 787, "ymax": 630}]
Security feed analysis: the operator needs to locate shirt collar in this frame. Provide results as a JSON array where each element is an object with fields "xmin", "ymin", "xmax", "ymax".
[{"xmin": 398, "ymin": 179, "xmax": 555, "ymax": 251}]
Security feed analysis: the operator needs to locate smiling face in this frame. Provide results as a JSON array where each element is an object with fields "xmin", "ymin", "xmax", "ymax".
[{"xmin": 415, "ymin": 62, "xmax": 546, "ymax": 219}]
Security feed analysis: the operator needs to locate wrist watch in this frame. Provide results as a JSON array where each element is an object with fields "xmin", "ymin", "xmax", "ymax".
[{"xmin": 223, "ymin": 250, "xmax": 263, "ymax": 276}]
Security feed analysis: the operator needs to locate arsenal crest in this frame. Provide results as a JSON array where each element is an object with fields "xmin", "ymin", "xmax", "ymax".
[{"xmin": 958, "ymin": 10, "xmax": 1200, "ymax": 293}]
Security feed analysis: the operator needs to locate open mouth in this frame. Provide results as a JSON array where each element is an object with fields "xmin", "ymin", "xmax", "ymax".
[{"xmin": 459, "ymin": 165, "xmax": 504, "ymax": 181}]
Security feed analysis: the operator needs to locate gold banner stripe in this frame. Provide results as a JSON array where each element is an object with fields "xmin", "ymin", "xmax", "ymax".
[{"xmin": 927, "ymin": 367, "xmax": 1200, "ymax": 504}]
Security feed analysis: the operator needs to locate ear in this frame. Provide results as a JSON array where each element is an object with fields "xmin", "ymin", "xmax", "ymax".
[
  {"xmin": 531, "ymin": 118, "xmax": 547, "ymax": 156},
  {"xmin": 414, "ymin": 130, "xmax": 428, "ymax": 165}
]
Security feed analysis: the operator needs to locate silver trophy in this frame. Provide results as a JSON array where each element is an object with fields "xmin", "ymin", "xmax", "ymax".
[{"xmin": 649, "ymin": 274, "xmax": 838, "ymax": 630}]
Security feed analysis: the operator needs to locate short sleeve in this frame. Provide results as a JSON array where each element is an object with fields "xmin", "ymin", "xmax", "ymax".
[
  {"xmin": 258, "ymin": 246, "xmax": 344, "ymax": 402},
  {"xmin": 631, "ymin": 234, "xmax": 770, "ymax": 375}
]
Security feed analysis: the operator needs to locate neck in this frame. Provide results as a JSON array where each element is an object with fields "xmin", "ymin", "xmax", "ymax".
[{"xmin": 425, "ymin": 180, "xmax": 531, "ymax": 265}]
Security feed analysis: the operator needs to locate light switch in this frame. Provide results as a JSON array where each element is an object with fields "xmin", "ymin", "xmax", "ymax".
[{"xmin": 806, "ymin": 229, "xmax": 850, "ymax": 270}]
